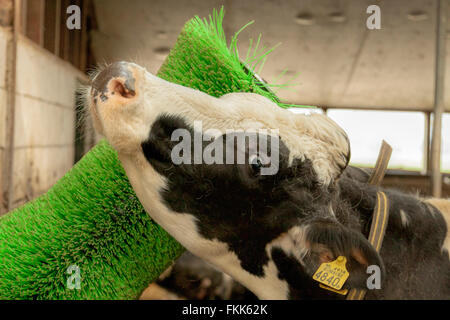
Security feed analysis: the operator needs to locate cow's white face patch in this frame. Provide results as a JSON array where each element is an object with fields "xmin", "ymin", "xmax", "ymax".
[
  {"xmin": 89, "ymin": 62, "xmax": 350, "ymax": 186},
  {"xmin": 87, "ymin": 61, "xmax": 357, "ymax": 299}
]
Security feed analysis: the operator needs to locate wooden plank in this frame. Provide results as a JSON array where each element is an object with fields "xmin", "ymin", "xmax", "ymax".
[
  {"xmin": 68, "ymin": 5, "xmax": 75, "ymax": 65},
  {"xmin": 0, "ymin": 0, "xmax": 13, "ymax": 27},
  {"xmin": 383, "ymin": 174, "xmax": 450, "ymax": 198},
  {"xmin": 69, "ymin": 0, "xmax": 81, "ymax": 67},
  {"xmin": 79, "ymin": 0, "xmax": 89, "ymax": 71},
  {"xmin": 43, "ymin": 0, "xmax": 58, "ymax": 53},
  {"xmin": 85, "ymin": 0, "xmax": 97, "ymax": 71},
  {"xmin": 87, "ymin": 0, "xmax": 97, "ymax": 29},
  {"xmin": 19, "ymin": 0, "xmax": 25, "ymax": 33},
  {"xmin": 54, "ymin": 0, "xmax": 61, "ymax": 56},
  {"xmin": 75, "ymin": 0, "xmax": 82, "ymax": 67},
  {"xmin": 59, "ymin": 0, "xmax": 70, "ymax": 60},
  {"xmin": 430, "ymin": 0, "xmax": 447, "ymax": 198},
  {"xmin": 25, "ymin": 0, "xmax": 45, "ymax": 46}
]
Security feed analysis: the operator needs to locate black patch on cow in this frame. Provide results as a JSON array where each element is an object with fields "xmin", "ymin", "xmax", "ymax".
[{"xmin": 142, "ymin": 114, "xmax": 326, "ymax": 277}]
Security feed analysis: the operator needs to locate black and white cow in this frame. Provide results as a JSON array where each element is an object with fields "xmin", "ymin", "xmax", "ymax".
[{"xmin": 88, "ymin": 61, "xmax": 450, "ymax": 300}]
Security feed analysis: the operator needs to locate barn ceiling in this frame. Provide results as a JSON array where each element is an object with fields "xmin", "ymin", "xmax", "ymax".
[{"xmin": 91, "ymin": 0, "xmax": 450, "ymax": 112}]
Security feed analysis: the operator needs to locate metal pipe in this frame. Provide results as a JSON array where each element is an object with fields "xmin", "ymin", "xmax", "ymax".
[
  {"xmin": 424, "ymin": 112, "xmax": 431, "ymax": 175},
  {"xmin": 430, "ymin": 0, "xmax": 447, "ymax": 197},
  {"xmin": 293, "ymin": 104, "xmax": 448, "ymax": 113}
]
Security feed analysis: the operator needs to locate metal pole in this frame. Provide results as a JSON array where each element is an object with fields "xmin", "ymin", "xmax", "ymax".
[
  {"xmin": 430, "ymin": 0, "xmax": 447, "ymax": 198},
  {"xmin": 423, "ymin": 112, "xmax": 431, "ymax": 175}
]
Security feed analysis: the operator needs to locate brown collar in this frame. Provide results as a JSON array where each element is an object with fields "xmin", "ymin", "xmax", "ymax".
[{"xmin": 346, "ymin": 141, "xmax": 392, "ymax": 300}]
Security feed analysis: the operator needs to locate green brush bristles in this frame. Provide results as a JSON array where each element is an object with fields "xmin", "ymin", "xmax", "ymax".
[
  {"xmin": 159, "ymin": 7, "xmax": 290, "ymax": 107},
  {"xmin": 0, "ymin": 141, "xmax": 183, "ymax": 299},
  {"xmin": 0, "ymin": 7, "xmax": 287, "ymax": 299}
]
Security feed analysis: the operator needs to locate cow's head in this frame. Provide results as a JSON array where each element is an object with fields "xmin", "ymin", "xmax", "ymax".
[{"xmin": 87, "ymin": 61, "xmax": 384, "ymax": 299}]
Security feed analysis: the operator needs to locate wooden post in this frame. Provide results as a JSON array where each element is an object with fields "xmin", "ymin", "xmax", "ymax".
[
  {"xmin": 79, "ymin": 0, "xmax": 89, "ymax": 71},
  {"xmin": 44, "ymin": 0, "xmax": 62, "ymax": 55},
  {"xmin": 70, "ymin": 0, "xmax": 81, "ymax": 68},
  {"xmin": 60, "ymin": 0, "xmax": 70, "ymax": 61},
  {"xmin": 25, "ymin": 0, "xmax": 45, "ymax": 46},
  {"xmin": 0, "ymin": 0, "xmax": 13, "ymax": 27},
  {"xmin": 430, "ymin": 0, "xmax": 447, "ymax": 198},
  {"xmin": 1, "ymin": 0, "xmax": 20, "ymax": 214},
  {"xmin": 54, "ymin": 0, "xmax": 61, "ymax": 56}
]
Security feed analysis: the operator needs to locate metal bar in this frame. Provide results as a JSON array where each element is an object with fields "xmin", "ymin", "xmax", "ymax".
[
  {"xmin": 296, "ymin": 104, "xmax": 449, "ymax": 113},
  {"xmin": 424, "ymin": 112, "xmax": 431, "ymax": 174},
  {"xmin": 430, "ymin": 0, "xmax": 447, "ymax": 197}
]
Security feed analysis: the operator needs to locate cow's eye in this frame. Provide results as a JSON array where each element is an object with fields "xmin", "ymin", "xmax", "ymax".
[{"xmin": 249, "ymin": 154, "xmax": 264, "ymax": 172}]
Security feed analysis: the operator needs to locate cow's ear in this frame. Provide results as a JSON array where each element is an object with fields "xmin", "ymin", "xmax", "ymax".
[
  {"xmin": 302, "ymin": 220, "xmax": 385, "ymax": 290},
  {"xmin": 292, "ymin": 114, "xmax": 351, "ymax": 184}
]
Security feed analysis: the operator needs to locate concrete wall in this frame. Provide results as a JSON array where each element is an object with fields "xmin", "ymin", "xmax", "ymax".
[
  {"xmin": 0, "ymin": 26, "xmax": 11, "ymax": 210},
  {"xmin": 0, "ymin": 26, "xmax": 87, "ymax": 209}
]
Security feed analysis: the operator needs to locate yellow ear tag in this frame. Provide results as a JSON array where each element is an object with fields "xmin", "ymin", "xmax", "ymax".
[{"xmin": 313, "ymin": 256, "xmax": 350, "ymax": 292}]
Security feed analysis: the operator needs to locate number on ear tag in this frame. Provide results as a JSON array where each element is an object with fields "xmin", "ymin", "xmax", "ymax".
[{"xmin": 313, "ymin": 256, "xmax": 349, "ymax": 291}]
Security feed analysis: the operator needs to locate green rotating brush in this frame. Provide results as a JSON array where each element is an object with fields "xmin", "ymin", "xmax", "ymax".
[{"xmin": 0, "ymin": 7, "xmax": 299, "ymax": 299}]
